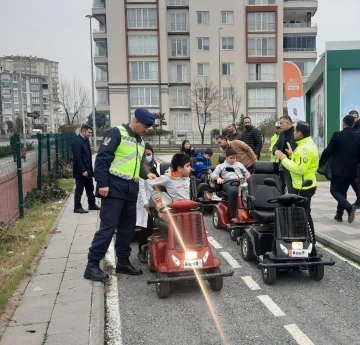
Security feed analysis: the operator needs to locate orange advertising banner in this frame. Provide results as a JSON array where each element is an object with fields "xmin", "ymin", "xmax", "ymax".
[{"xmin": 283, "ymin": 61, "xmax": 305, "ymax": 122}]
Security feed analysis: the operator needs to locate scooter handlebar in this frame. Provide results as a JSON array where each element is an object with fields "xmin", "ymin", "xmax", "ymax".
[{"xmin": 267, "ymin": 194, "xmax": 307, "ymax": 204}]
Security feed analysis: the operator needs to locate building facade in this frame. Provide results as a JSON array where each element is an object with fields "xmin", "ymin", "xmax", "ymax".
[
  {"xmin": 91, "ymin": 0, "xmax": 318, "ymax": 135},
  {"xmin": 0, "ymin": 56, "xmax": 59, "ymax": 133}
]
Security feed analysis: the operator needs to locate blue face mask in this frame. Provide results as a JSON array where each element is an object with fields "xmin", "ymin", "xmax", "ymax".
[{"xmin": 145, "ymin": 155, "xmax": 153, "ymax": 164}]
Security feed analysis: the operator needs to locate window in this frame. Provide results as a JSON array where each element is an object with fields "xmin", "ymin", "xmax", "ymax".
[
  {"xmin": 221, "ymin": 112, "xmax": 233, "ymax": 127},
  {"xmin": 95, "ymin": 40, "xmax": 107, "ymax": 57},
  {"xmin": 248, "ymin": 63, "xmax": 276, "ymax": 81},
  {"xmin": 170, "ymin": 13, "xmax": 187, "ymax": 32},
  {"xmin": 248, "ymin": 12, "xmax": 276, "ymax": 31},
  {"xmin": 127, "ymin": 9, "xmax": 157, "ymax": 28},
  {"xmin": 130, "ymin": 87, "xmax": 159, "ymax": 106},
  {"xmin": 222, "ymin": 63, "xmax": 234, "ymax": 76},
  {"xmin": 31, "ymin": 84, "xmax": 40, "ymax": 90},
  {"xmin": 287, "ymin": 60, "xmax": 315, "ymax": 77},
  {"xmin": 222, "ymin": 87, "xmax": 234, "ymax": 100},
  {"xmin": 199, "ymin": 114, "xmax": 211, "ymax": 125},
  {"xmin": 197, "ymin": 63, "xmax": 210, "ymax": 76},
  {"xmin": 97, "ymin": 89, "xmax": 109, "ymax": 105},
  {"xmin": 32, "ymin": 92, "xmax": 40, "ymax": 97},
  {"xmin": 248, "ymin": 88, "xmax": 276, "ymax": 107},
  {"xmin": 32, "ymin": 98, "xmax": 40, "ymax": 104},
  {"xmin": 171, "ymin": 38, "xmax": 189, "ymax": 57},
  {"xmin": 96, "ymin": 65, "xmax": 108, "ymax": 81},
  {"xmin": 3, "ymin": 103, "xmax": 11, "ymax": 109},
  {"xmin": 13, "ymin": 97, "xmax": 19, "ymax": 103},
  {"xmin": 197, "ymin": 37, "xmax": 210, "ymax": 51},
  {"xmin": 171, "ymin": 88, "xmax": 189, "ymax": 107},
  {"xmin": 173, "ymin": 113, "xmax": 190, "ymax": 132},
  {"xmin": 247, "ymin": 112, "xmax": 275, "ymax": 126},
  {"xmin": 31, "ymin": 77, "xmax": 39, "ymax": 84},
  {"xmin": 221, "ymin": 11, "xmax": 234, "ymax": 25},
  {"xmin": 13, "ymin": 75, "xmax": 18, "ymax": 82},
  {"xmin": 222, "ymin": 37, "xmax": 234, "ymax": 50},
  {"xmin": 283, "ymin": 36, "xmax": 316, "ymax": 52},
  {"xmin": 171, "ymin": 64, "xmax": 189, "ymax": 82},
  {"xmin": 169, "ymin": 0, "xmax": 187, "ymax": 5},
  {"xmin": 248, "ymin": 0, "xmax": 275, "ymax": 4},
  {"xmin": 128, "ymin": 35, "xmax": 158, "ymax": 55},
  {"xmin": 43, "ymin": 98, "xmax": 48, "ymax": 103},
  {"xmin": 197, "ymin": 11, "xmax": 209, "ymax": 24},
  {"xmin": 14, "ymin": 103, "xmax": 19, "ymax": 109},
  {"xmin": 129, "ymin": 62, "xmax": 158, "ymax": 80},
  {"xmin": 248, "ymin": 37, "xmax": 275, "ymax": 56},
  {"xmin": 13, "ymin": 90, "xmax": 19, "ymax": 96},
  {"xmin": 198, "ymin": 88, "xmax": 210, "ymax": 101}
]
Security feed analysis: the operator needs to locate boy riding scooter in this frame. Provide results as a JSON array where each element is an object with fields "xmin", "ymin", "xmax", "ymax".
[{"xmin": 210, "ymin": 148, "xmax": 251, "ymax": 223}]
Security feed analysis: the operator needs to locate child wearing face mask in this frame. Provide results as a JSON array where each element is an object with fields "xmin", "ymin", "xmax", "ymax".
[{"xmin": 136, "ymin": 143, "xmax": 159, "ymax": 263}]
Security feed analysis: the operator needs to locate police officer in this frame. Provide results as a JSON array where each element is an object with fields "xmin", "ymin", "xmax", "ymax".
[
  {"xmin": 275, "ymin": 121, "xmax": 319, "ymax": 243},
  {"xmin": 84, "ymin": 108, "xmax": 156, "ymax": 281}
]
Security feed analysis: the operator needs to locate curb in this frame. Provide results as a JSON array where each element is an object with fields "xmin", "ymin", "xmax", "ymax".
[
  {"xmin": 317, "ymin": 232, "xmax": 360, "ymax": 264},
  {"xmin": 89, "ymin": 280, "xmax": 105, "ymax": 345}
]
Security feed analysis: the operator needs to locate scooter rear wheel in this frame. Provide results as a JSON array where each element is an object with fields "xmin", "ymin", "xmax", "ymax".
[
  {"xmin": 156, "ymin": 272, "xmax": 170, "ymax": 298},
  {"xmin": 212, "ymin": 208, "xmax": 222, "ymax": 229},
  {"xmin": 241, "ymin": 233, "xmax": 255, "ymax": 261},
  {"xmin": 308, "ymin": 264, "xmax": 324, "ymax": 281},
  {"xmin": 146, "ymin": 246, "xmax": 155, "ymax": 272},
  {"xmin": 209, "ymin": 267, "xmax": 224, "ymax": 291},
  {"xmin": 262, "ymin": 259, "xmax": 276, "ymax": 285}
]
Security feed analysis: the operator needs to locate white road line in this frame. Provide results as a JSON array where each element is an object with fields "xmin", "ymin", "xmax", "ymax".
[
  {"xmin": 104, "ymin": 239, "xmax": 123, "ymax": 345},
  {"xmin": 241, "ymin": 276, "xmax": 261, "ymax": 290},
  {"xmin": 284, "ymin": 324, "xmax": 315, "ymax": 345},
  {"xmin": 220, "ymin": 251, "xmax": 241, "ymax": 268},
  {"xmin": 208, "ymin": 236, "xmax": 223, "ymax": 249},
  {"xmin": 257, "ymin": 295, "xmax": 286, "ymax": 317},
  {"xmin": 317, "ymin": 243, "xmax": 360, "ymax": 270}
]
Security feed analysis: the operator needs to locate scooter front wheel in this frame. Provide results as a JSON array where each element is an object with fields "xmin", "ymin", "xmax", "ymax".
[
  {"xmin": 308, "ymin": 264, "xmax": 324, "ymax": 281},
  {"xmin": 209, "ymin": 267, "xmax": 224, "ymax": 291},
  {"xmin": 241, "ymin": 233, "xmax": 255, "ymax": 261},
  {"xmin": 212, "ymin": 208, "xmax": 222, "ymax": 229},
  {"xmin": 156, "ymin": 272, "xmax": 170, "ymax": 298},
  {"xmin": 146, "ymin": 246, "xmax": 155, "ymax": 272},
  {"xmin": 262, "ymin": 259, "xmax": 276, "ymax": 285}
]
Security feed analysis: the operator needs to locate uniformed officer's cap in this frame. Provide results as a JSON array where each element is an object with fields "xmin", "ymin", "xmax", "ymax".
[
  {"xmin": 135, "ymin": 108, "xmax": 155, "ymax": 126},
  {"xmin": 275, "ymin": 121, "xmax": 281, "ymax": 128}
]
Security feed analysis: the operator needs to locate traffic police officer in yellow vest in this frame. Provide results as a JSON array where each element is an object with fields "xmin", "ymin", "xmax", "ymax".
[
  {"xmin": 84, "ymin": 108, "xmax": 156, "ymax": 281},
  {"xmin": 275, "ymin": 121, "xmax": 319, "ymax": 243}
]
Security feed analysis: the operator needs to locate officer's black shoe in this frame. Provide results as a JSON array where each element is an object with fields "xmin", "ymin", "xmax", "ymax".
[
  {"xmin": 334, "ymin": 215, "xmax": 343, "ymax": 222},
  {"xmin": 116, "ymin": 257, "xmax": 143, "ymax": 275},
  {"xmin": 74, "ymin": 208, "xmax": 89, "ymax": 214},
  {"xmin": 84, "ymin": 260, "xmax": 109, "ymax": 281},
  {"xmin": 137, "ymin": 251, "xmax": 147, "ymax": 264},
  {"xmin": 347, "ymin": 205, "xmax": 356, "ymax": 224},
  {"xmin": 89, "ymin": 205, "xmax": 101, "ymax": 211}
]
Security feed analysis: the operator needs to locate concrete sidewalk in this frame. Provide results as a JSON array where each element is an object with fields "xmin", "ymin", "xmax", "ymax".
[{"xmin": 0, "ymin": 193, "xmax": 103, "ymax": 345}]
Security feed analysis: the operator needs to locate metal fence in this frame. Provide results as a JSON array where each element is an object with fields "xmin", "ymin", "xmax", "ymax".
[{"xmin": 0, "ymin": 133, "xmax": 75, "ymax": 225}]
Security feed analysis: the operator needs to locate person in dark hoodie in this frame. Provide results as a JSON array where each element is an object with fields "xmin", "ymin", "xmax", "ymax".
[
  {"xmin": 272, "ymin": 115, "xmax": 297, "ymax": 194},
  {"xmin": 180, "ymin": 140, "xmax": 195, "ymax": 157},
  {"xmin": 194, "ymin": 148, "xmax": 213, "ymax": 179},
  {"xmin": 349, "ymin": 110, "xmax": 360, "ymax": 207},
  {"xmin": 226, "ymin": 123, "xmax": 242, "ymax": 141}
]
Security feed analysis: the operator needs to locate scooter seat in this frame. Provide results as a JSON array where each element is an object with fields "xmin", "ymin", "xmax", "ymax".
[
  {"xmin": 155, "ymin": 218, "xmax": 168, "ymax": 232},
  {"xmin": 250, "ymin": 209, "xmax": 275, "ymax": 224}
]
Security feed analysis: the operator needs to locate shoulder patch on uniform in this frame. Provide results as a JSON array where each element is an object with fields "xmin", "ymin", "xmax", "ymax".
[
  {"xmin": 103, "ymin": 137, "xmax": 112, "ymax": 146},
  {"xmin": 303, "ymin": 157, "xmax": 308, "ymax": 163}
]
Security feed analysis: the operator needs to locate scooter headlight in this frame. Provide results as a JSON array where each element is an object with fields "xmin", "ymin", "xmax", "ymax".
[
  {"xmin": 171, "ymin": 255, "xmax": 180, "ymax": 267},
  {"xmin": 203, "ymin": 251, "xmax": 209, "ymax": 264},
  {"xmin": 185, "ymin": 251, "xmax": 197, "ymax": 260},
  {"xmin": 280, "ymin": 243, "xmax": 288, "ymax": 255}
]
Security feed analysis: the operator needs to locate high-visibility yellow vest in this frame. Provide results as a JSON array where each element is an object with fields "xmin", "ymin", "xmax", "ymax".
[
  {"xmin": 269, "ymin": 133, "xmax": 279, "ymax": 163},
  {"xmin": 109, "ymin": 126, "xmax": 145, "ymax": 181}
]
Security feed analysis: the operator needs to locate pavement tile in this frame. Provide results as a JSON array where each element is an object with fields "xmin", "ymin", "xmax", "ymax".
[
  {"xmin": 343, "ymin": 239, "xmax": 360, "ymax": 250},
  {"xmin": 0, "ymin": 323, "xmax": 48, "ymax": 345},
  {"xmin": 9, "ymin": 294, "xmax": 57, "ymax": 326},
  {"xmin": 317, "ymin": 230, "xmax": 356, "ymax": 242},
  {"xmin": 68, "ymin": 253, "xmax": 88, "ymax": 262},
  {"xmin": 45, "ymin": 331, "xmax": 88, "ymax": 345},
  {"xmin": 313, "ymin": 222, "xmax": 338, "ymax": 232},
  {"xmin": 47, "ymin": 300, "xmax": 91, "ymax": 335},
  {"xmin": 62, "ymin": 262, "xmax": 87, "ymax": 281},
  {"xmin": 57, "ymin": 279, "xmax": 93, "ymax": 303},
  {"xmin": 24, "ymin": 273, "xmax": 62, "ymax": 297},
  {"xmin": 37, "ymin": 258, "xmax": 67, "ymax": 275}
]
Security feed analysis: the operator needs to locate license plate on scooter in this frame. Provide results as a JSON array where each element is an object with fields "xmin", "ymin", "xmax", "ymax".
[
  {"xmin": 184, "ymin": 259, "xmax": 203, "ymax": 268},
  {"xmin": 290, "ymin": 249, "xmax": 308, "ymax": 258}
]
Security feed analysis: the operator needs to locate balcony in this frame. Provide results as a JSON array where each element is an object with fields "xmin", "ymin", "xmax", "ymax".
[
  {"xmin": 168, "ymin": 23, "xmax": 189, "ymax": 34},
  {"xmin": 127, "ymin": 20, "xmax": 157, "ymax": 30},
  {"xmin": 169, "ymin": 74, "xmax": 190, "ymax": 84},
  {"xmin": 93, "ymin": 27, "xmax": 107, "ymax": 39},
  {"xmin": 248, "ymin": 74, "xmax": 276, "ymax": 82},
  {"xmin": 283, "ymin": 48, "xmax": 317, "ymax": 59},
  {"xmin": 248, "ymin": 0, "xmax": 275, "ymax": 4},
  {"xmin": 283, "ymin": 22, "xmax": 317, "ymax": 34},
  {"xmin": 169, "ymin": 49, "xmax": 190, "ymax": 60},
  {"xmin": 284, "ymin": 0, "xmax": 318, "ymax": 16},
  {"xmin": 130, "ymin": 98, "xmax": 160, "ymax": 107},
  {"xmin": 129, "ymin": 71, "xmax": 159, "ymax": 82},
  {"xmin": 92, "ymin": 0, "xmax": 106, "ymax": 16},
  {"xmin": 167, "ymin": 0, "xmax": 189, "ymax": 9}
]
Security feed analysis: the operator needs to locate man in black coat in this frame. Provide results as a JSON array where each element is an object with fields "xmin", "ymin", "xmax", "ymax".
[
  {"xmin": 349, "ymin": 110, "xmax": 360, "ymax": 207},
  {"xmin": 241, "ymin": 117, "xmax": 262, "ymax": 158},
  {"xmin": 226, "ymin": 123, "xmax": 242, "ymax": 141},
  {"xmin": 72, "ymin": 124, "xmax": 100, "ymax": 213},
  {"xmin": 272, "ymin": 115, "xmax": 297, "ymax": 193},
  {"xmin": 320, "ymin": 115, "xmax": 360, "ymax": 223}
]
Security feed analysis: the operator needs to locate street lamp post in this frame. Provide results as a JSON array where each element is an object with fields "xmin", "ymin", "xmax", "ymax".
[
  {"xmin": 86, "ymin": 14, "xmax": 97, "ymax": 150},
  {"xmin": 218, "ymin": 28, "xmax": 223, "ymax": 133}
]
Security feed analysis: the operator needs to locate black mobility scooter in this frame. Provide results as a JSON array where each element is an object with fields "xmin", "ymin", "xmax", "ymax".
[{"xmin": 237, "ymin": 162, "xmax": 335, "ymax": 285}]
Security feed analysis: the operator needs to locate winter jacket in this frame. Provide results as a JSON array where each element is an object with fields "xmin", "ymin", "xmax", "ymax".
[
  {"xmin": 240, "ymin": 126, "xmax": 263, "ymax": 156},
  {"xmin": 226, "ymin": 131, "xmax": 242, "ymax": 141},
  {"xmin": 228, "ymin": 140, "xmax": 257, "ymax": 168},
  {"xmin": 272, "ymin": 126, "xmax": 297, "ymax": 158},
  {"xmin": 194, "ymin": 152, "xmax": 212, "ymax": 179}
]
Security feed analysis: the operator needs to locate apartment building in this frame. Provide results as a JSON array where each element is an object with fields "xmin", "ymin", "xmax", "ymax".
[
  {"xmin": 91, "ymin": 0, "xmax": 318, "ymax": 134},
  {"xmin": 0, "ymin": 56, "xmax": 60, "ymax": 133}
]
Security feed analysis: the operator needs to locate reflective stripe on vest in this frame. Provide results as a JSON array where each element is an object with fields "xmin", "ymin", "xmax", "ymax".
[{"xmin": 109, "ymin": 126, "xmax": 144, "ymax": 180}]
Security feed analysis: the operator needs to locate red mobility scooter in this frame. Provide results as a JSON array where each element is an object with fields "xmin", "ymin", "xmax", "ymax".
[{"xmin": 146, "ymin": 185, "xmax": 234, "ymax": 298}]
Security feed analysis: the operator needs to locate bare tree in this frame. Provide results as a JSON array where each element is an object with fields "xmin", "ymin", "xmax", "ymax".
[
  {"xmin": 58, "ymin": 79, "xmax": 91, "ymax": 125},
  {"xmin": 223, "ymin": 78, "xmax": 242, "ymax": 124},
  {"xmin": 190, "ymin": 77, "xmax": 219, "ymax": 144}
]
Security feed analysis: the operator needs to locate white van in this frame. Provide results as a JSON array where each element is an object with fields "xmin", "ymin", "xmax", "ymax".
[{"xmin": 31, "ymin": 129, "xmax": 43, "ymax": 138}]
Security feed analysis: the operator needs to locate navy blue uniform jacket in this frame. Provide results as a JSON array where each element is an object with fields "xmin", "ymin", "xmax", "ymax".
[{"xmin": 94, "ymin": 124, "xmax": 149, "ymax": 202}]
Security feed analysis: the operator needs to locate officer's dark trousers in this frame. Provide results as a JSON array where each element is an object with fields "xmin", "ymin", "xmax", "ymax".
[
  {"xmin": 88, "ymin": 197, "xmax": 136, "ymax": 261},
  {"xmin": 222, "ymin": 182, "xmax": 238, "ymax": 219},
  {"xmin": 74, "ymin": 178, "xmax": 96, "ymax": 209}
]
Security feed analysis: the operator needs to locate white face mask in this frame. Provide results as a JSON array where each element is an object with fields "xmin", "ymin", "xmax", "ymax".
[{"xmin": 145, "ymin": 155, "xmax": 153, "ymax": 164}]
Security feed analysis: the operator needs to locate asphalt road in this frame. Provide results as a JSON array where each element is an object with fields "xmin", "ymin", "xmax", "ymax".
[{"xmin": 110, "ymin": 211, "xmax": 360, "ymax": 345}]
